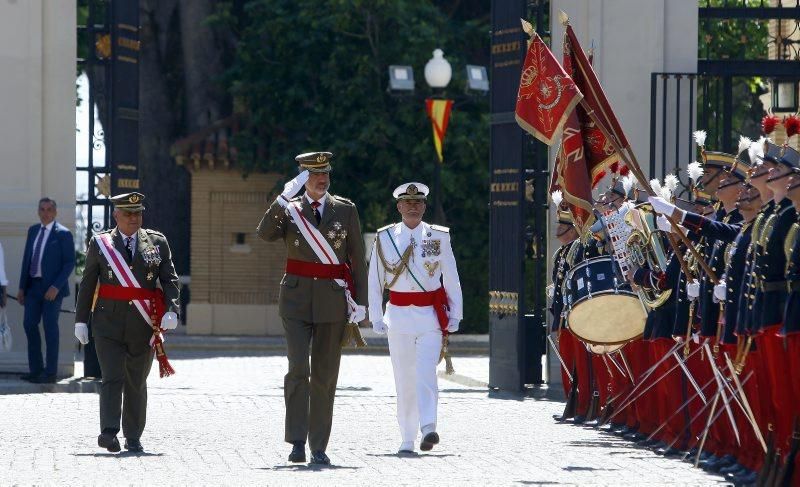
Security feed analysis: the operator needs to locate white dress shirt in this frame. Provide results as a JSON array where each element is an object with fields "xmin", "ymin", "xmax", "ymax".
[
  {"xmin": 304, "ymin": 193, "xmax": 328, "ymax": 216},
  {"xmin": 0, "ymin": 242, "xmax": 8, "ymax": 286},
  {"xmin": 31, "ymin": 221, "xmax": 55, "ymax": 278},
  {"xmin": 120, "ymin": 230, "xmax": 137, "ymax": 259},
  {"xmin": 368, "ymin": 221, "xmax": 463, "ymax": 334}
]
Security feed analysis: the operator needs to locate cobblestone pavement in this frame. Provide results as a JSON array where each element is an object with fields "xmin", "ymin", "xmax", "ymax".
[{"xmin": 0, "ymin": 352, "xmax": 728, "ymax": 486}]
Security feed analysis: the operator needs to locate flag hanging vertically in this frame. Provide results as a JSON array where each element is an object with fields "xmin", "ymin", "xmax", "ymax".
[
  {"xmin": 563, "ymin": 20, "xmax": 628, "ymax": 181},
  {"xmin": 514, "ymin": 19, "xmax": 594, "ymax": 232},
  {"xmin": 425, "ymin": 98, "xmax": 454, "ymax": 163},
  {"xmin": 514, "ymin": 22, "xmax": 582, "ymax": 145}
]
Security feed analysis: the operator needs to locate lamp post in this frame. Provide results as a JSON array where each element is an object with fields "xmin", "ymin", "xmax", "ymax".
[
  {"xmin": 424, "ymin": 49, "xmax": 452, "ymax": 223},
  {"xmin": 387, "ymin": 49, "xmax": 488, "ymax": 224}
]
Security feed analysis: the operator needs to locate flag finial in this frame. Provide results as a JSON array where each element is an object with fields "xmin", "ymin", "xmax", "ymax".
[
  {"xmin": 558, "ymin": 10, "xmax": 570, "ymax": 27},
  {"xmin": 520, "ymin": 18, "xmax": 534, "ymax": 36}
]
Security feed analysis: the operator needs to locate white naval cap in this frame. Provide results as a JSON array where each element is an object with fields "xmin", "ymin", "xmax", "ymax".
[{"xmin": 392, "ymin": 182, "xmax": 429, "ymax": 200}]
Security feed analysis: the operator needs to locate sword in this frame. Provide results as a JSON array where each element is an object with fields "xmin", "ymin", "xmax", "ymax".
[
  {"xmin": 617, "ymin": 349, "xmax": 636, "ymax": 385},
  {"xmin": 606, "ymin": 352, "xmax": 626, "ymax": 378},
  {"xmin": 608, "ymin": 342, "xmax": 703, "ymax": 423},
  {"xmin": 724, "ymin": 353, "xmax": 767, "ymax": 453},
  {"xmin": 547, "ymin": 334, "xmax": 573, "ymax": 383},
  {"xmin": 672, "ymin": 350, "xmax": 708, "ymax": 404},
  {"xmin": 704, "ymin": 343, "xmax": 740, "ymax": 446},
  {"xmin": 606, "ymin": 340, "xmax": 683, "ymax": 407},
  {"xmin": 694, "ymin": 374, "xmax": 751, "ymax": 467},
  {"xmin": 645, "ymin": 375, "xmax": 717, "ymax": 442}
]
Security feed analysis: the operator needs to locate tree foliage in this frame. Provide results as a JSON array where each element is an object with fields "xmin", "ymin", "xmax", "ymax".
[{"xmin": 213, "ymin": 0, "xmax": 490, "ymax": 331}]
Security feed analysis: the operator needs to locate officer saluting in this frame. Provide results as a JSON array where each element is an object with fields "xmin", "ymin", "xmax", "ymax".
[
  {"xmin": 74, "ymin": 192, "xmax": 180, "ymax": 453},
  {"xmin": 368, "ymin": 182, "xmax": 462, "ymax": 454},
  {"xmin": 257, "ymin": 152, "xmax": 368, "ymax": 465}
]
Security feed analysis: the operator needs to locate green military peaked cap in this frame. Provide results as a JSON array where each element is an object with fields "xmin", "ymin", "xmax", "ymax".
[
  {"xmin": 110, "ymin": 192, "xmax": 146, "ymax": 212},
  {"xmin": 295, "ymin": 151, "xmax": 333, "ymax": 173}
]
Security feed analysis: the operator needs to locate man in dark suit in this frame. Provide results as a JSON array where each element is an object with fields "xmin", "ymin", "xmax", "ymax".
[{"xmin": 17, "ymin": 197, "xmax": 75, "ymax": 383}]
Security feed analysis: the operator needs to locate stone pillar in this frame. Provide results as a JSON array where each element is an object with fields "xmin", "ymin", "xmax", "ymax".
[{"xmin": 0, "ymin": 1, "xmax": 77, "ymax": 376}]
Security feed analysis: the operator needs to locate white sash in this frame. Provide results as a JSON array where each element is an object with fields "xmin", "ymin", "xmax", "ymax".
[
  {"xmin": 97, "ymin": 233, "xmax": 164, "ymax": 344},
  {"xmin": 284, "ymin": 198, "xmax": 365, "ymax": 323}
]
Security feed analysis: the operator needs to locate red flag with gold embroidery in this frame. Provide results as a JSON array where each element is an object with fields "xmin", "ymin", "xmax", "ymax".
[
  {"xmin": 563, "ymin": 23, "xmax": 626, "ymax": 182},
  {"xmin": 514, "ymin": 26, "xmax": 582, "ymax": 146},
  {"xmin": 425, "ymin": 99, "xmax": 454, "ymax": 163}
]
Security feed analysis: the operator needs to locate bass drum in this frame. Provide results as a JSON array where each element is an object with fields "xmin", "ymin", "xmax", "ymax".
[
  {"xmin": 587, "ymin": 343, "xmax": 624, "ymax": 355},
  {"xmin": 564, "ymin": 256, "xmax": 646, "ymax": 346}
]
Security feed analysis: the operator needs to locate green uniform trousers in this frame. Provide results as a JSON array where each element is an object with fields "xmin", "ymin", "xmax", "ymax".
[
  {"xmin": 283, "ymin": 318, "xmax": 345, "ymax": 452},
  {"xmin": 94, "ymin": 323, "xmax": 154, "ymax": 440}
]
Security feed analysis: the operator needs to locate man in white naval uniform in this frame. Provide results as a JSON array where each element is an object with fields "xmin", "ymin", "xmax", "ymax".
[{"xmin": 368, "ymin": 182, "xmax": 463, "ymax": 454}]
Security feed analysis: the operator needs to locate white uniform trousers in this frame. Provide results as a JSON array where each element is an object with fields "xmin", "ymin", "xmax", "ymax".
[{"xmin": 388, "ymin": 327, "xmax": 442, "ymax": 443}]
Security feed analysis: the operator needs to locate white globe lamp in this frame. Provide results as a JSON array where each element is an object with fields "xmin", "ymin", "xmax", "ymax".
[{"xmin": 424, "ymin": 49, "xmax": 452, "ymax": 89}]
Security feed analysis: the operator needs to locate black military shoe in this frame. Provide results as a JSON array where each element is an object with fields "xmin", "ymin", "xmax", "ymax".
[
  {"xmin": 623, "ymin": 431, "xmax": 646, "ymax": 442},
  {"xmin": 20, "ymin": 373, "xmax": 36, "ymax": 382},
  {"xmin": 124, "ymin": 439, "xmax": 143, "ymax": 452},
  {"xmin": 572, "ymin": 415, "xmax": 586, "ymax": 425},
  {"xmin": 309, "ymin": 450, "xmax": 330, "ymax": 465},
  {"xmin": 420, "ymin": 432, "xmax": 440, "ymax": 451},
  {"xmin": 98, "ymin": 432, "xmax": 121, "ymax": 453},
  {"xmin": 31, "ymin": 374, "xmax": 57, "ymax": 384},
  {"xmin": 288, "ymin": 442, "xmax": 305, "ymax": 463}
]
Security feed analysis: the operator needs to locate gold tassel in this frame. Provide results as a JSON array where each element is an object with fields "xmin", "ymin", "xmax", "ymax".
[
  {"xmin": 439, "ymin": 335, "xmax": 455, "ymax": 375},
  {"xmin": 341, "ymin": 323, "xmax": 368, "ymax": 348}
]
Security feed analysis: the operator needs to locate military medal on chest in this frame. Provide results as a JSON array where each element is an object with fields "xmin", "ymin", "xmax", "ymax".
[
  {"xmin": 423, "ymin": 261, "xmax": 439, "ymax": 277},
  {"xmin": 142, "ymin": 245, "xmax": 162, "ymax": 280},
  {"xmin": 327, "ymin": 221, "xmax": 348, "ymax": 249},
  {"xmin": 420, "ymin": 238, "xmax": 441, "ymax": 257}
]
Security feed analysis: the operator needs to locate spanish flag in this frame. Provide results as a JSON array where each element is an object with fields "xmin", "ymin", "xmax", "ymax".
[{"xmin": 425, "ymin": 98, "xmax": 453, "ymax": 163}]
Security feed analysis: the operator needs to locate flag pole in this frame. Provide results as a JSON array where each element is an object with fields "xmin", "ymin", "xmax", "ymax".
[{"xmin": 577, "ymin": 99, "xmax": 718, "ymax": 282}]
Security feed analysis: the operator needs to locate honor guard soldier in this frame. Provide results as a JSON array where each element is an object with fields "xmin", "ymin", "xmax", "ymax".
[
  {"xmin": 257, "ymin": 152, "xmax": 368, "ymax": 465},
  {"xmin": 367, "ymin": 182, "xmax": 463, "ymax": 454},
  {"xmin": 74, "ymin": 192, "xmax": 180, "ymax": 453}
]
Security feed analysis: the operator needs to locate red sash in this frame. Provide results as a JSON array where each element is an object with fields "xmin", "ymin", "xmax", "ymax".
[
  {"xmin": 97, "ymin": 284, "xmax": 174, "ymax": 377},
  {"xmin": 389, "ymin": 288, "xmax": 449, "ymax": 334},
  {"xmin": 285, "ymin": 258, "xmax": 356, "ymax": 298}
]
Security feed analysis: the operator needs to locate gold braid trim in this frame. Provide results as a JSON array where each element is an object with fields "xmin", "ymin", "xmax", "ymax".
[{"xmin": 376, "ymin": 232, "xmax": 414, "ymax": 288}]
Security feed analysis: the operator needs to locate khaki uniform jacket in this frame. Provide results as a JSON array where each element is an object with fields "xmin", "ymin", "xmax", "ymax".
[
  {"xmin": 257, "ymin": 193, "xmax": 368, "ymax": 323},
  {"xmin": 75, "ymin": 228, "xmax": 181, "ymax": 341}
]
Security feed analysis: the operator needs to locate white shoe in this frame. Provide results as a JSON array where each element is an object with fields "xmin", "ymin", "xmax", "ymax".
[{"xmin": 398, "ymin": 442, "xmax": 415, "ymax": 454}]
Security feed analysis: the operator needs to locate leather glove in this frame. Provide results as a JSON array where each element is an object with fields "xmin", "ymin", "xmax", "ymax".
[
  {"xmin": 372, "ymin": 320, "xmax": 387, "ymax": 335},
  {"xmin": 686, "ymin": 279, "xmax": 700, "ymax": 299},
  {"xmin": 161, "ymin": 312, "xmax": 179, "ymax": 330},
  {"xmin": 648, "ymin": 196, "xmax": 678, "ymax": 218},
  {"xmin": 74, "ymin": 323, "xmax": 89, "ymax": 345},
  {"xmin": 714, "ymin": 281, "xmax": 727, "ymax": 302},
  {"xmin": 276, "ymin": 170, "xmax": 310, "ymax": 207},
  {"xmin": 447, "ymin": 318, "xmax": 460, "ymax": 333}
]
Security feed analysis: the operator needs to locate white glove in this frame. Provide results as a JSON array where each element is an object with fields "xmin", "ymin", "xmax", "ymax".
[
  {"xmin": 656, "ymin": 215, "xmax": 673, "ymax": 233},
  {"xmin": 447, "ymin": 319, "xmax": 460, "ymax": 333},
  {"xmin": 546, "ymin": 284, "xmax": 555, "ymax": 300},
  {"xmin": 276, "ymin": 170, "xmax": 310, "ymax": 207},
  {"xmin": 161, "ymin": 311, "xmax": 179, "ymax": 330},
  {"xmin": 348, "ymin": 305, "xmax": 366, "ymax": 324},
  {"xmin": 74, "ymin": 323, "xmax": 89, "ymax": 345},
  {"xmin": 686, "ymin": 279, "xmax": 700, "ymax": 299},
  {"xmin": 372, "ymin": 320, "xmax": 387, "ymax": 335},
  {"xmin": 648, "ymin": 196, "xmax": 677, "ymax": 217},
  {"xmin": 714, "ymin": 281, "xmax": 727, "ymax": 302}
]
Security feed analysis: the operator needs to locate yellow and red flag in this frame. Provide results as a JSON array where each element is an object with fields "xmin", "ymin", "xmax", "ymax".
[{"xmin": 425, "ymin": 99, "xmax": 454, "ymax": 163}]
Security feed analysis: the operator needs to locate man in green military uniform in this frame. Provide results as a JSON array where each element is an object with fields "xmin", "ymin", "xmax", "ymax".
[
  {"xmin": 257, "ymin": 152, "xmax": 368, "ymax": 465},
  {"xmin": 74, "ymin": 192, "xmax": 180, "ymax": 453}
]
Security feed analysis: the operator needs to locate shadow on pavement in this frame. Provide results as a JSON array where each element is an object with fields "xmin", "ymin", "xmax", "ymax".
[
  {"xmin": 72, "ymin": 452, "xmax": 165, "ymax": 458},
  {"xmin": 366, "ymin": 452, "xmax": 455, "ymax": 459},
  {"xmin": 268, "ymin": 464, "xmax": 360, "ymax": 471},
  {"xmin": 562, "ymin": 465, "xmax": 620, "ymax": 472}
]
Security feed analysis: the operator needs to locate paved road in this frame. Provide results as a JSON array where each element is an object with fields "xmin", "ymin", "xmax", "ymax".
[{"xmin": 0, "ymin": 352, "xmax": 727, "ymax": 486}]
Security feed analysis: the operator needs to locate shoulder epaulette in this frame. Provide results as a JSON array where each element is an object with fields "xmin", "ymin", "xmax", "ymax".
[
  {"xmin": 377, "ymin": 223, "xmax": 396, "ymax": 233},
  {"xmin": 145, "ymin": 229, "xmax": 165, "ymax": 237},
  {"xmin": 430, "ymin": 224, "xmax": 450, "ymax": 233},
  {"xmin": 330, "ymin": 194, "xmax": 354, "ymax": 205}
]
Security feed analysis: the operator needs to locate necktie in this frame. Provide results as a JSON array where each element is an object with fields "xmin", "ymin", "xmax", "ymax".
[
  {"xmin": 29, "ymin": 226, "xmax": 46, "ymax": 277},
  {"xmin": 124, "ymin": 237, "xmax": 134, "ymax": 262},
  {"xmin": 311, "ymin": 201, "xmax": 321, "ymax": 225}
]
